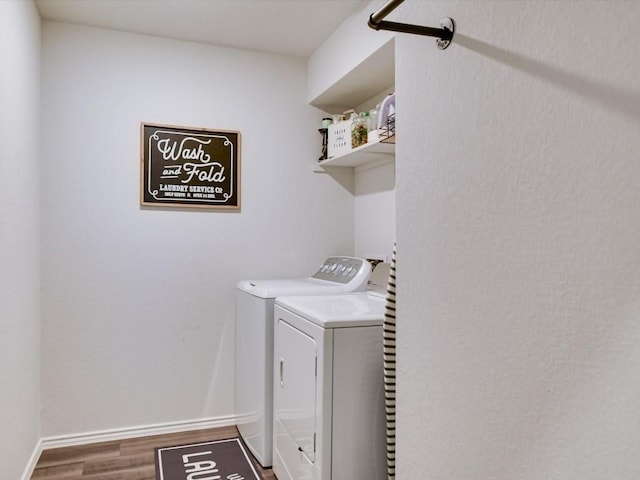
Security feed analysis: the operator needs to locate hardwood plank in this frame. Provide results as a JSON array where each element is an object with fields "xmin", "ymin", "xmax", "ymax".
[
  {"xmin": 120, "ymin": 425, "xmax": 238, "ymax": 456},
  {"xmin": 35, "ymin": 442, "xmax": 121, "ymax": 468},
  {"xmin": 82, "ymin": 452, "xmax": 154, "ymax": 475},
  {"xmin": 73, "ymin": 466, "xmax": 155, "ymax": 480},
  {"xmin": 31, "ymin": 462, "xmax": 84, "ymax": 479}
]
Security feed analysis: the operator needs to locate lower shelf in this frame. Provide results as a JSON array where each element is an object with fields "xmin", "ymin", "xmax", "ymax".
[{"xmin": 316, "ymin": 138, "xmax": 395, "ymax": 169}]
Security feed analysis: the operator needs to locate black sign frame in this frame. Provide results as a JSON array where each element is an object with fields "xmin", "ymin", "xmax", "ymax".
[{"xmin": 140, "ymin": 122, "xmax": 241, "ymax": 209}]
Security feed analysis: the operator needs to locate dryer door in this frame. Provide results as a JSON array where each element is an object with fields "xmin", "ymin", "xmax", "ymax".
[{"xmin": 275, "ymin": 318, "xmax": 317, "ymax": 463}]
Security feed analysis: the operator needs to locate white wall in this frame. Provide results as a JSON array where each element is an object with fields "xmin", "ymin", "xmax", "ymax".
[
  {"xmin": 354, "ymin": 161, "xmax": 395, "ymax": 261},
  {"xmin": 397, "ymin": 1, "xmax": 640, "ymax": 478},
  {"xmin": 0, "ymin": 0, "xmax": 42, "ymax": 477},
  {"xmin": 40, "ymin": 22, "xmax": 354, "ymax": 437}
]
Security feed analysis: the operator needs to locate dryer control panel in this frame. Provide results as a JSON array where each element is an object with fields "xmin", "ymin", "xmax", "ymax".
[{"xmin": 311, "ymin": 257, "xmax": 371, "ymax": 287}]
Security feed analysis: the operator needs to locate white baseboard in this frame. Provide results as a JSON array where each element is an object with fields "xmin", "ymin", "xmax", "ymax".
[
  {"xmin": 21, "ymin": 415, "xmax": 239, "ymax": 479},
  {"xmin": 20, "ymin": 438, "xmax": 44, "ymax": 480}
]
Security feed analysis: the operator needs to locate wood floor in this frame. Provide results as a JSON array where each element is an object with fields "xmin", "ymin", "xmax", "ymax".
[{"xmin": 31, "ymin": 425, "xmax": 277, "ymax": 480}]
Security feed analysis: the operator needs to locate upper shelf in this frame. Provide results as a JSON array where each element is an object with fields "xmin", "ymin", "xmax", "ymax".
[{"xmin": 309, "ymin": 38, "xmax": 395, "ymax": 112}]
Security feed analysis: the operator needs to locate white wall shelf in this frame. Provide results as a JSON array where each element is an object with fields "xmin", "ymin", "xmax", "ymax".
[
  {"xmin": 310, "ymin": 31, "xmax": 396, "ymax": 172},
  {"xmin": 315, "ymin": 136, "xmax": 394, "ymax": 172}
]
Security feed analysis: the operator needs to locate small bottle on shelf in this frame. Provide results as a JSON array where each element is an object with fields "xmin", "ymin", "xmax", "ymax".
[{"xmin": 368, "ymin": 104, "xmax": 379, "ymax": 133}]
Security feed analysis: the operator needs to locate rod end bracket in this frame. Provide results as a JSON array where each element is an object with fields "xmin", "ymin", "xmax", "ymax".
[
  {"xmin": 368, "ymin": 13, "xmax": 381, "ymax": 31},
  {"xmin": 436, "ymin": 18, "xmax": 455, "ymax": 50}
]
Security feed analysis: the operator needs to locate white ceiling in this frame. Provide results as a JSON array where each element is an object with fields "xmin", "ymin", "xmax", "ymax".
[{"xmin": 35, "ymin": 0, "xmax": 370, "ymax": 57}]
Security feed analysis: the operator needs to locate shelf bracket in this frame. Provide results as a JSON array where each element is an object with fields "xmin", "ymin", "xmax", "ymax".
[{"xmin": 368, "ymin": 0, "xmax": 455, "ymax": 50}]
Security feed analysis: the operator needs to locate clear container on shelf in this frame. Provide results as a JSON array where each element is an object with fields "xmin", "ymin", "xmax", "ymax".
[
  {"xmin": 351, "ymin": 112, "xmax": 368, "ymax": 148},
  {"xmin": 368, "ymin": 104, "xmax": 379, "ymax": 133}
]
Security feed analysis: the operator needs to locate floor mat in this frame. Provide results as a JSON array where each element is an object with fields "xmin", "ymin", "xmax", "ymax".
[{"xmin": 155, "ymin": 437, "xmax": 261, "ymax": 480}]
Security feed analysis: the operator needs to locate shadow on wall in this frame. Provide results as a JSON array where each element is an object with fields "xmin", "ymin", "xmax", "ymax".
[{"xmin": 454, "ymin": 33, "xmax": 640, "ymax": 124}]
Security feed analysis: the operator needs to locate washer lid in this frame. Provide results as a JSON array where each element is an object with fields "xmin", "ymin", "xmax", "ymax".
[
  {"xmin": 237, "ymin": 256, "xmax": 372, "ymax": 299},
  {"xmin": 237, "ymin": 278, "xmax": 353, "ymax": 299},
  {"xmin": 275, "ymin": 293, "xmax": 385, "ymax": 328}
]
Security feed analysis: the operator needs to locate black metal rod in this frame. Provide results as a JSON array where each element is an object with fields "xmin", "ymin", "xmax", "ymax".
[
  {"xmin": 369, "ymin": 19, "xmax": 453, "ymax": 40},
  {"xmin": 369, "ymin": 0, "xmax": 404, "ymax": 25},
  {"xmin": 368, "ymin": 0, "xmax": 454, "ymax": 44}
]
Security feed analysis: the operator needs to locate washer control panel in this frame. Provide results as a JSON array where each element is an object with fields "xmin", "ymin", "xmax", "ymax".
[{"xmin": 311, "ymin": 257, "xmax": 371, "ymax": 286}]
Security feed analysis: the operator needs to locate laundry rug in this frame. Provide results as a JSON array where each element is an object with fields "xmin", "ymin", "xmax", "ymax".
[{"xmin": 155, "ymin": 437, "xmax": 261, "ymax": 480}]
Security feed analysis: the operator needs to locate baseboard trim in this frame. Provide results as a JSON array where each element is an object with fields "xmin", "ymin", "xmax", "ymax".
[
  {"xmin": 20, "ymin": 415, "xmax": 239, "ymax": 479},
  {"xmin": 40, "ymin": 415, "xmax": 238, "ymax": 450},
  {"xmin": 20, "ymin": 438, "xmax": 44, "ymax": 480}
]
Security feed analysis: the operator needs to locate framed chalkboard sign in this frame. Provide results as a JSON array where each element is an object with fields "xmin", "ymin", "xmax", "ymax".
[{"xmin": 140, "ymin": 123, "xmax": 241, "ymax": 209}]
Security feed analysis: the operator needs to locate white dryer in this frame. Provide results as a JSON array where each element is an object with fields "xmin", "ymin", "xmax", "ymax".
[
  {"xmin": 272, "ymin": 275, "xmax": 388, "ymax": 480},
  {"xmin": 235, "ymin": 257, "xmax": 371, "ymax": 468}
]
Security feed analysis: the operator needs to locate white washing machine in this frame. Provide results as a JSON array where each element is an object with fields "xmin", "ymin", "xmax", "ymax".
[
  {"xmin": 272, "ymin": 264, "xmax": 389, "ymax": 480},
  {"xmin": 235, "ymin": 257, "xmax": 371, "ymax": 468}
]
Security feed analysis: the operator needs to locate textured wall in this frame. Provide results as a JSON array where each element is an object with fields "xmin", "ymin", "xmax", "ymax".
[
  {"xmin": 0, "ymin": 0, "xmax": 41, "ymax": 477},
  {"xmin": 396, "ymin": 1, "xmax": 640, "ymax": 478}
]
